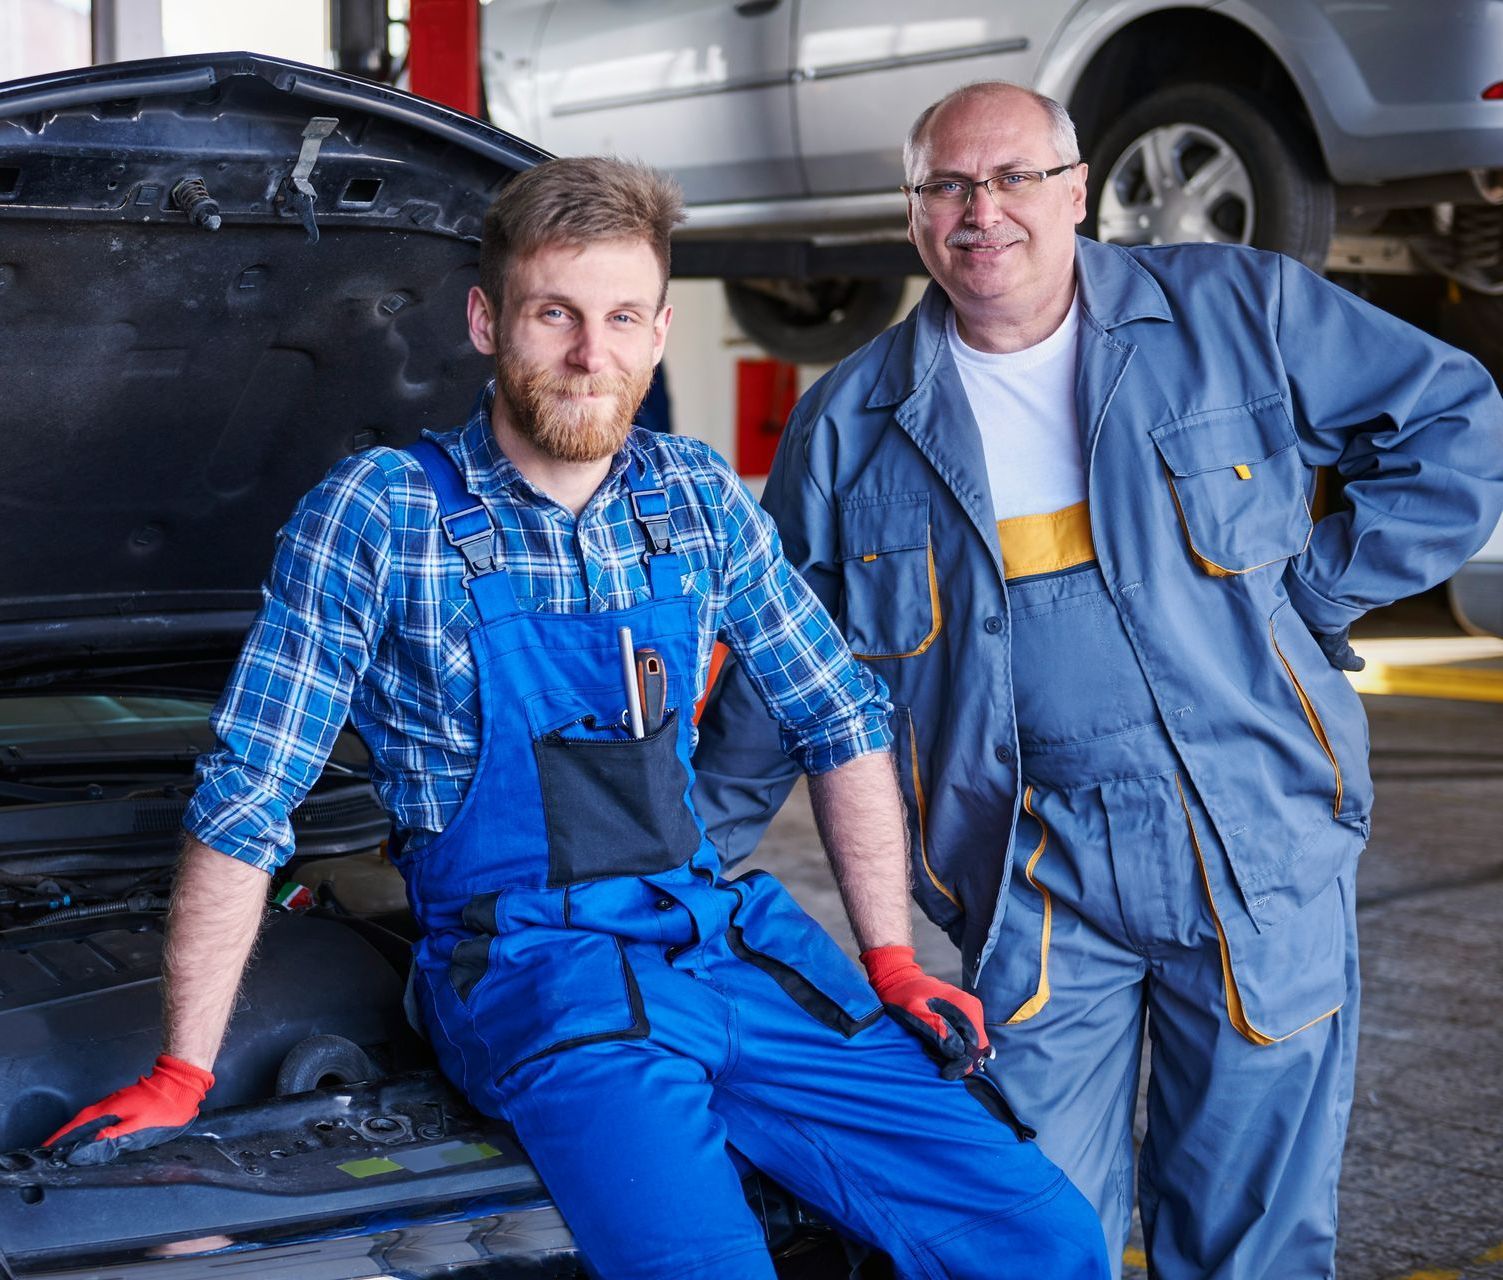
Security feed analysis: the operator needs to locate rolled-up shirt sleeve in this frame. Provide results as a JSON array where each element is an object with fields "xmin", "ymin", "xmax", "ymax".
[
  {"xmin": 707, "ymin": 452, "xmax": 892, "ymax": 775},
  {"xmin": 185, "ymin": 455, "xmax": 393, "ymax": 871}
]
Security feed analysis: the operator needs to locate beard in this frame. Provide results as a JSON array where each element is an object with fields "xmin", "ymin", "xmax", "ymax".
[{"xmin": 496, "ymin": 348, "xmax": 653, "ymax": 464}]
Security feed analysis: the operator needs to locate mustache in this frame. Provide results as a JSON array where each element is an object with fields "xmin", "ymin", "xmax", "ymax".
[
  {"xmin": 525, "ymin": 369, "xmax": 637, "ymax": 399},
  {"xmin": 945, "ymin": 228, "xmax": 1027, "ymax": 248}
]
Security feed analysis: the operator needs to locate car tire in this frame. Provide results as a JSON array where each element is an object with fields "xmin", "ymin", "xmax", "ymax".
[
  {"xmin": 1084, "ymin": 83, "xmax": 1334, "ymax": 272},
  {"xmin": 1447, "ymin": 564, "xmax": 1503, "ymax": 639},
  {"xmin": 275, "ymin": 1033, "xmax": 378, "ymax": 1095},
  {"xmin": 725, "ymin": 276, "xmax": 907, "ymax": 365}
]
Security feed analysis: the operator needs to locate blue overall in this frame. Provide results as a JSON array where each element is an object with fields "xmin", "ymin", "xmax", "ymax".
[
  {"xmin": 986, "ymin": 559, "xmax": 1358, "ymax": 1280},
  {"xmin": 397, "ymin": 443, "xmax": 1109, "ymax": 1280}
]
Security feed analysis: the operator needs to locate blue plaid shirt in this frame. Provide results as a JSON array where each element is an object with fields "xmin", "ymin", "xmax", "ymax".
[{"xmin": 186, "ymin": 385, "xmax": 892, "ymax": 872}]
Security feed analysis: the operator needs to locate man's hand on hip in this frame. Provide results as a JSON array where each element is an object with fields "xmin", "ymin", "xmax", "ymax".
[
  {"xmin": 861, "ymin": 944, "xmax": 990, "ymax": 1079},
  {"xmin": 44, "ymin": 1054, "xmax": 214, "ymax": 1165},
  {"xmin": 1314, "ymin": 626, "xmax": 1366, "ymax": 672}
]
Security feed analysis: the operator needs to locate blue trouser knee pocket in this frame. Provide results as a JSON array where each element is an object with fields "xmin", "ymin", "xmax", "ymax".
[
  {"xmin": 422, "ymin": 929, "xmax": 650, "ymax": 1092},
  {"xmin": 723, "ymin": 871, "xmax": 884, "ymax": 1036}
]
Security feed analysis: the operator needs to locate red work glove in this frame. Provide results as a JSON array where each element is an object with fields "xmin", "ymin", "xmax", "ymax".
[
  {"xmin": 861, "ymin": 945, "xmax": 990, "ymax": 1079},
  {"xmin": 44, "ymin": 1054, "xmax": 214, "ymax": 1166}
]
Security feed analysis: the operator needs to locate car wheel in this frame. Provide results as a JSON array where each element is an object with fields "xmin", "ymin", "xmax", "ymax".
[
  {"xmin": 1084, "ymin": 83, "xmax": 1334, "ymax": 271},
  {"xmin": 276, "ymin": 1033, "xmax": 378, "ymax": 1095},
  {"xmin": 725, "ymin": 276, "xmax": 907, "ymax": 365},
  {"xmin": 1448, "ymin": 565, "xmax": 1503, "ymax": 638}
]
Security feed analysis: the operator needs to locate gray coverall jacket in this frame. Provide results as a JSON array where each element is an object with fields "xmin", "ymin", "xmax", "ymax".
[{"xmin": 692, "ymin": 236, "xmax": 1503, "ymax": 986}]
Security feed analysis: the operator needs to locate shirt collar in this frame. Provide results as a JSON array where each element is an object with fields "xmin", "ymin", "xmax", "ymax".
[
  {"xmin": 440, "ymin": 381, "xmax": 647, "ymax": 514},
  {"xmin": 865, "ymin": 236, "xmax": 1172, "ymax": 409}
]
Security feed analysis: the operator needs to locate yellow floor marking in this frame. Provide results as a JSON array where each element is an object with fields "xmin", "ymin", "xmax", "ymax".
[
  {"xmin": 1122, "ymin": 1247, "xmax": 1148, "ymax": 1269},
  {"xmin": 1478, "ymin": 1242, "xmax": 1503, "ymax": 1263},
  {"xmin": 1346, "ymin": 661, "xmax": 1503, "ymax": 703},
  {"xmin": 1395, "ymin": 1271, "xmax": 1460, "ymax": 1280}
]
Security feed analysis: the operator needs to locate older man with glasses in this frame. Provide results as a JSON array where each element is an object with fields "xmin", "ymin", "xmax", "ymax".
[{"xmin": 695, "ymin": 81, "xmax": 1503, "ymax": 1279}]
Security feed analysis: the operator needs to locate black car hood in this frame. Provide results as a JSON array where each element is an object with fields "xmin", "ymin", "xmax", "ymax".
[{"xmin": 0, "ymin": 53, "xmax": 546, "ymax": 687}]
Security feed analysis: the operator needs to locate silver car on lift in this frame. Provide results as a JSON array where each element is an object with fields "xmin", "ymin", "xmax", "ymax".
[
  {"xmin": 481, "ymin": 0, "xmax": 1503, "ymax": 371},
  {"xmin": 481, "ymin": 0, "xmax": 1503, "ymax": 630}
]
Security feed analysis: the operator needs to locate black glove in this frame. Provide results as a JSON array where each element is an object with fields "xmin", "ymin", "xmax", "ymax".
[{"xmin": 1314, "ymin": 627, "xmax": 1365, "ymax": 672}]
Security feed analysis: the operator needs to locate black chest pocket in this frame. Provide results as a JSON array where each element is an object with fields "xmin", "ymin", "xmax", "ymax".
[
  {"xmin": 836, "ymin": 491, "xmax": 942, "ymax": 659},
  {"xmin": 1150, "ymin": 396, "xmax": 1313, "ymax": 576},
  {"xmin": 534, "ymin": 710, "xmax": 701, "ymax": 887}
]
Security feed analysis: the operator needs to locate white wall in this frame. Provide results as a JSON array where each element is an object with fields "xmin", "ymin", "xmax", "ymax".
[
  {"xmin": 0, "ymin": 0, "xmax": 328, "ymax": 78},
  {"xmin": 160, "ymin": 0, "xmax": 325, "ymax": 63},
  {"xmin": 0, "ymin": 0, "xmax": 91, "ymax": 79},
  {"xmin": 662, "ymin": 276, "xmax": 928, "ymax": 484},
  {"xmin": 660, "ymin": 279, "xmax": 758, "ymax": 465}
]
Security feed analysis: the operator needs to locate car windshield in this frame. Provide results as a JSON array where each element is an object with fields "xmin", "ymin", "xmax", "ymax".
[{"xmin": 2, "ymin": 694, "xmax": 211, "ymax": 753}]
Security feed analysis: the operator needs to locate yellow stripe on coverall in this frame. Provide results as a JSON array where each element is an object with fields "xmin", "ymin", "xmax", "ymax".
[{"xmin": 997, "ymin": 502, "xmax": 1096, "ymax": 580}]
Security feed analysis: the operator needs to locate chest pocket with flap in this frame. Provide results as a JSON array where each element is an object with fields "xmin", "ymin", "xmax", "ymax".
[
  {"xmin": 837, "ymin": 491, "xmax": 942, "ymax": 659},
  {"xmin": 1150, "ymin": 395, "xmax": 1313, "ymax": 576}
]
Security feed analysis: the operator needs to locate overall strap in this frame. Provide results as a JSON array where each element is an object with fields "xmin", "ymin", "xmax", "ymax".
[
  {"xmin": 409, "ymin": 439, "xmax": 518, "ymax": 620},
  {"xmin": 624, "ymin": 451, "xmax": 687, "ymax": 599}
]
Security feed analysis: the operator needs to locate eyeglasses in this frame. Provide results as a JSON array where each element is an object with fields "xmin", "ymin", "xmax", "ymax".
[{"xmin": 905, "ymin": 163, "xmax": 1079, "ymax": 213}]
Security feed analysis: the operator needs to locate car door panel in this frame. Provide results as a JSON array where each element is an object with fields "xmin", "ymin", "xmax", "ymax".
[
  {"xmin": 795, "ymin": 3, "xmax": 1054, "ymax": 196},
  {"xmin": 533, "ymin": 0, "xmax": 801, "ymax": 204}
]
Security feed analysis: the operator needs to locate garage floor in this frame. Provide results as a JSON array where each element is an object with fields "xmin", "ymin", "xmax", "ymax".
[{"xmin": 738, "ymin": 592, "xmax": 1503, "ymax": 1280}]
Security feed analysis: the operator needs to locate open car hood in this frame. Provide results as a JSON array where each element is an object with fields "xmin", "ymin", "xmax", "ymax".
[{"xmin": 0, "ymin": 53, "xmax": 546, "ymax": 687}]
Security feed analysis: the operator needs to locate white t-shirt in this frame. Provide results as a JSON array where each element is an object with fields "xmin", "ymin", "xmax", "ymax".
[{"xmin": 946, "ymin": 296, "xmax": 1085, "ymax": 521}]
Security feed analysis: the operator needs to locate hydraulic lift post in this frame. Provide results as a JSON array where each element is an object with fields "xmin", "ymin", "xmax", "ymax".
[{"xmin": 407, "ymin": 0, "xmax": 481, "ymax": 116}]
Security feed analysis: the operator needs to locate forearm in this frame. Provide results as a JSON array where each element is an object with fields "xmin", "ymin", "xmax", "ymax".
[
  {"xmin": 160, "ymin": 837, "xmax": 270, "ymax": 1070},
  {"xmin": 807, "ymin": 750, "xmax": 913, "ymax": 953}
]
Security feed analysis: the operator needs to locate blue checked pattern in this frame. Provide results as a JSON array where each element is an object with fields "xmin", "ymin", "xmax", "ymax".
[{"xmin": 186, "ymin": 384, "xmax": 891, "ymax": 871}]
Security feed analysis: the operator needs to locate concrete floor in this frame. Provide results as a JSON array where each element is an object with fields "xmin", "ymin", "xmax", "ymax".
[{"xmin": 738, "ymin": 596, "xmax": 1503, "ymax": 1280}]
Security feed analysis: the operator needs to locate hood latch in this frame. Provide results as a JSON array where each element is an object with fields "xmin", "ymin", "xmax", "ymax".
[{"xmin": 278, "ymin": 116, "xmax": 339, "ymax": 244}]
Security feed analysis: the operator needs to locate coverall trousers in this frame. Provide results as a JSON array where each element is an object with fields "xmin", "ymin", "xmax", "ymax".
[
  {"xmin": 983, "ymin": 563, "xmax": 1359, "ymax": 1280},
  {"xmin": 497, "ymin": 898, "xmax": 1110, "ymax": 1280}
]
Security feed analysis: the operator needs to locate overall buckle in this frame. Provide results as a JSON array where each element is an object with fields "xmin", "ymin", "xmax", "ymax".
[
  {"xmin": 440, "ymin": 505, "xmax": 499, "ymax": 582},
  {"xmin": 629, "ymin": 487, "xmax": 672, "ymax": 556}
]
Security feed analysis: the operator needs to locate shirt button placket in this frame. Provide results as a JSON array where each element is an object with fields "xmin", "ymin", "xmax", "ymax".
[{"xmin": 577, "ymin": 526, "xmax": 607, "ymax": 610}]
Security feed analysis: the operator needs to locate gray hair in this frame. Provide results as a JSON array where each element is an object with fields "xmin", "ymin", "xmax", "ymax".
[{"xmin": 902, "ymin": 82, "xmax": 1080, "ymax": 184}]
